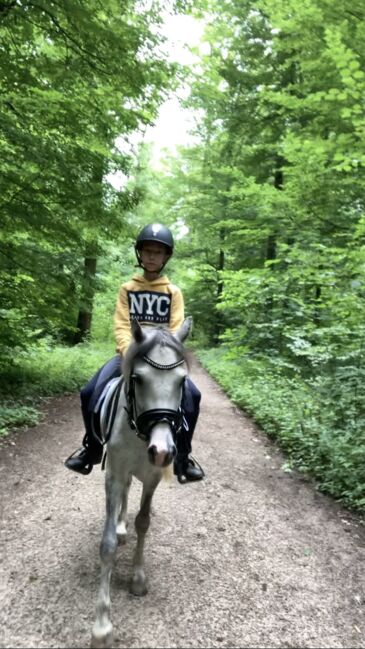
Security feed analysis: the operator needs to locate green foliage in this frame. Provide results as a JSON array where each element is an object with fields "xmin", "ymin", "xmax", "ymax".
[
  {"xmin": 198, "ymin": 348, "xmax": 365, "ymax": 513},
  {"xmin": 0, "ymin": 340, "xmax": 114, "ymax": 435},
  {"xmin": 1, "ymin": 341, "xmax": 113, "ymax": 397},
  {"xmin": 0, "ymin": 405, "xmax": 40, "ymax": 438},
  {"xmin": 2, "ymin": 0, "xmax": 365, "ymax": 515},
  {"xmin": 90, "ymin": 240, "xmax": 136, "ymax": 344},
  {"xmin": 0, "ymin": 0, "xmax": 174, "ymax": 360},
  {"xmin": 128, "ymin": 0, "xmax": 365, "ymax": 513}
]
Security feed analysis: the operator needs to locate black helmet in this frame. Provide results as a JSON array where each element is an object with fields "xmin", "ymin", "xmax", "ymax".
[{"xmin": 135, "ymin": 223, "xmax": 174, "ymax": 254}]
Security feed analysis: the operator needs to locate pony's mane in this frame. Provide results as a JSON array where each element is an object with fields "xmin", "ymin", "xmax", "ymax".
[{"xmin": 123, "ymin": 326, "xmax": 189, "ymax": 379}]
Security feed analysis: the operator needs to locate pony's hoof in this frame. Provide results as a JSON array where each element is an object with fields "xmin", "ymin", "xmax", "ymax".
[
  {"xmin": 91, "ymin": 623, "xmax": 113, "ymax": 649},
  {"xmin": 129, "ymin": 575, "xmax": 148, "ymax": 597},
  {"xmin": 90, "ymin": 634, "xmax": 113, "ymax": 649}
]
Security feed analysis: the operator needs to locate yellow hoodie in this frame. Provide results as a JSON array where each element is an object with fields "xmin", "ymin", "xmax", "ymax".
[{"xmin": 114, "ymin": 273, "xmax": 185, "ymax": 355}]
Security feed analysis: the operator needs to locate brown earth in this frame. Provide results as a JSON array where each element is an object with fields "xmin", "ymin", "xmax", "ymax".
[{"xmin": 0, "ymin": 357, "xmax": 364, "ymax": 649}]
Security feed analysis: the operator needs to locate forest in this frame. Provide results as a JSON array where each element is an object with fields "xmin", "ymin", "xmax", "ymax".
[{"xmin": 1, "ymin": 0, "xmax": 364, "ymax": 513}]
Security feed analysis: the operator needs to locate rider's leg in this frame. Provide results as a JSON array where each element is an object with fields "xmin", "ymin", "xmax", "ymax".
[
  {"xmin": 65, "ymin": 356, "xmax": 122, "ymax": 475},
  {"xmin": 175, "ymin": 378, "xmax": 204, "ymax": 483}
]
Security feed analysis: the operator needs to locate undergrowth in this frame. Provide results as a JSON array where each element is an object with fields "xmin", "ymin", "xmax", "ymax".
[
  {"xmin": 0, "ymin": 341, "xmax": 114, "ymax": 437},
  {"xmin": 197, "ymin": 348, "xmax": 365, "ymax": 515}
]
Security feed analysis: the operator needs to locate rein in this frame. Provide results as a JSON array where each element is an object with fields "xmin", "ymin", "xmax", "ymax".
[{"xmin": 125, "ymin": 353, "xmax": 186, "ymax": 443}]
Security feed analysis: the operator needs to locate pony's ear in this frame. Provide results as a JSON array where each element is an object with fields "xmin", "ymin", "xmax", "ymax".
[
  {"xmin": 175, "ymin": 316, "xmax": 193, "ymax": 343},
  {"xmin": 131, "ymin": 318, "xmax": 145, "ymax": 343}
]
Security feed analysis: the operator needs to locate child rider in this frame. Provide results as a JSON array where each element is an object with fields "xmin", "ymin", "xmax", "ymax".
[{"xmin": 64, "ymin": 223, "xmax": 205, "ymax": 484}]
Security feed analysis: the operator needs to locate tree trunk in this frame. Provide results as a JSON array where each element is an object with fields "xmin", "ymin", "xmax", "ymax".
[
  {"xmin": 266, "ymin": 156, "xmax": 284, "ymax": 263},
  {"xmin": 313, "ymin": 284, "xmax": 322, "ymax": 328},
  {"xmin": 213, "ymin": 228, "xmax": 226, "ymax": 344},
  {"xmin": 73, "ymin": 253, "xmax": 97, "ymax": 344},
  {"xmin": 73, "ymin": 159, "xmax": 104, "ymax": 344}
]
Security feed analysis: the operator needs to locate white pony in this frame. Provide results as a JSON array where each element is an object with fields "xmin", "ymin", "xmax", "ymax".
[{"xmin": 91, "ymin": 317, "xmax": 192, "ymax": 648}]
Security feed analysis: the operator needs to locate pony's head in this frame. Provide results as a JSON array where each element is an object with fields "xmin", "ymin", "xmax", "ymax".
[{"xmin": 123, "ymin": 318, "xmax": 192, "ymax": 468}]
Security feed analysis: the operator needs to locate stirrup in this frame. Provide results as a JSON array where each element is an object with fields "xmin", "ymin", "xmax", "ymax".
[{"xmin": 64, "ymin": 447, "xmax": 93, "ymax": 475}]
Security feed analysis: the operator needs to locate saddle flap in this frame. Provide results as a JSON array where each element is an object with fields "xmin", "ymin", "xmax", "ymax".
[{"xmin": 96, "ymin": 377, "xmax": 124, "ymax": 442}]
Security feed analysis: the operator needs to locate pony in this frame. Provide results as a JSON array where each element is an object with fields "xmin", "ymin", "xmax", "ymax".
[{"xmin": 91, "ymin": 317, "xmax": 192, "ymax": 648}]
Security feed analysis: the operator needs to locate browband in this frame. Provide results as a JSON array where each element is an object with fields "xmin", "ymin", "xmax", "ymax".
[{"xmin": 142, "ymin": 355, "xmax": 185, "ymax": 371}]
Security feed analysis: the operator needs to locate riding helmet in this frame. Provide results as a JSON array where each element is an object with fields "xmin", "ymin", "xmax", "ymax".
[{"xmin": 135, "ymin": 223, "xmax": 174, "ymax": 258}]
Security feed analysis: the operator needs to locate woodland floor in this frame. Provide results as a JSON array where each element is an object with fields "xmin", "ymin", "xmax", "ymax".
[{"xmin": 0, "ymin": 357, "xmax": 364, "ymax": 649}]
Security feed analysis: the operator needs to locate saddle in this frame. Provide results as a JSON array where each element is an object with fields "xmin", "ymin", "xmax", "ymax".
[{"xmin": 92, "ymin": 376, "xmax": 124, "ymax": 447}]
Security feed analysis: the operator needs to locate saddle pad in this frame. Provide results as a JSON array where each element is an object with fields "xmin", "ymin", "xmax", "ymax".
[{"xmin": 95, "ymin": 376, "xmax": 124, "ymax": 443}]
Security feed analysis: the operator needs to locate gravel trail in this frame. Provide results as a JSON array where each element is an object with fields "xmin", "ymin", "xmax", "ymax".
[{"xmin": 1, "ymin": 357, "xmax": 364, "ymax": 648}]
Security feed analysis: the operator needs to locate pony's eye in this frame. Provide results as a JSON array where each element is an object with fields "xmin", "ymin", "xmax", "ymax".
[{"xmin": 132, "ymin": 374, "xmax": 142, "ymax": 385}]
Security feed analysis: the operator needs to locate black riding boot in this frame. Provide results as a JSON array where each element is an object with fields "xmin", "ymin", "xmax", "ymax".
[
  {"xmin": 65, "ymin": 421, "xmax": 103, "ymax": 475},
  {"xmin": 64, "ymin": 443, "xmax": 103, "ymax": 475},
  {"xmin": 174, "ymin": 455, "xmax": 205, "ymax": 484}
]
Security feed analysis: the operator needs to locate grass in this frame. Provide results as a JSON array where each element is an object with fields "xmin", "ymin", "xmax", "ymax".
[{"xmin": 0, "ymin": 341, "xmax": 115, "ymax": 437}]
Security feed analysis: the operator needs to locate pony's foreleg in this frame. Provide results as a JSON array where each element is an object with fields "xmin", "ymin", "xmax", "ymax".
[
  {"xmin": 91, "ymin": 476, "xmax": 123, "ymax": 649},
  {"xmin": 116, "ymin": 475, "xmax": 131, "ymax": 543},
  {"xmin": 130, "ymin": 478, "xmax": 160, "ymax": 596}
]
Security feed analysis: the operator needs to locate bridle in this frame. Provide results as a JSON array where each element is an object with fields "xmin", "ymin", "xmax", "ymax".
[{"xmin": 124, "ymin": 354, "xmax": 186, "ymax": 443}]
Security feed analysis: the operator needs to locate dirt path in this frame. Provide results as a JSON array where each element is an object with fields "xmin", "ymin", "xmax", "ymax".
[{"xmin": 0, "ymin": 357, "xmax": 364, "ymax": 649}]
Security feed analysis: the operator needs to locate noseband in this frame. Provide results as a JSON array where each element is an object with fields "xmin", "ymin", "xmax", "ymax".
[{"xmin": 125, "ymin": 354, "xmax": 186, "ymax": 443}]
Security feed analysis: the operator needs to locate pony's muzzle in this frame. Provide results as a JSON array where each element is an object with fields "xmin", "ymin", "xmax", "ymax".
[
  {"xmin": 147, "ymin": 443, "xmax": 176, "ymax": 468},
  {"xmin": 146, "ymin": 420, "xmax": 178, "ymax": 468}
]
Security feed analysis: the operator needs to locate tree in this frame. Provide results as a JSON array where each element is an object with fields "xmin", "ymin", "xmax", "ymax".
[{"xmin": 0, "ymin": 0, "xmax": 174, "ymax": 358}]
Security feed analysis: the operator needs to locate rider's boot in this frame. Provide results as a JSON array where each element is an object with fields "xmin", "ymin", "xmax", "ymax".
[
  {"xmin": 174, "ymin": 455, "xmax": 205, "ymax": 484},
  {"xmin": 64, "ymin": 431, "xmax": 103, "ymax": 475}
]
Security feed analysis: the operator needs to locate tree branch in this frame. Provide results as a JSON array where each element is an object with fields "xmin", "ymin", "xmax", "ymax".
[
  {"xmin": 345, "ymin": 10, "xmax": 365, "ymax": 21},
  {"xmin": 23, "ymin": 2, "xmax": 112, "ymax": 75}
]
